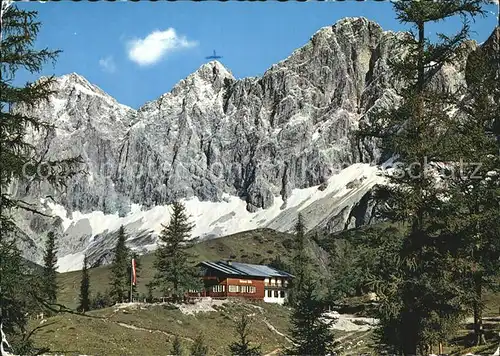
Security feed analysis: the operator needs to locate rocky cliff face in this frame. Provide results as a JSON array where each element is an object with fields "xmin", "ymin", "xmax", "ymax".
[{"xmin": 11, "ymin": 17, "xmax": 482, "ymax": 270}]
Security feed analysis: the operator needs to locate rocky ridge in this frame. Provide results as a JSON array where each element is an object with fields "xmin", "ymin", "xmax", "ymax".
[{"xmin": 11, "ymin": 17, "xmax": 487, "ymax": 269}]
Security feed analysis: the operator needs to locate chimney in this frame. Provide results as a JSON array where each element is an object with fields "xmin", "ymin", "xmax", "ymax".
[{"xmin": 226, "ymin": 259, "xmax": 232, "ymax": 266}]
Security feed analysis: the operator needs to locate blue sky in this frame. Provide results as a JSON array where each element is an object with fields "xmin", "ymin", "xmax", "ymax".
[{"xmin": 15, "ymin": 1, "xmax": 499, "ymax": 109}]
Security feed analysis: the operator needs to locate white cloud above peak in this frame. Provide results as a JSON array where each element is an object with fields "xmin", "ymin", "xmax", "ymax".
[
  {"xmin": 99, "ymin": 56, "xmax": 116, "ymax": 73},
  {"xmin": 127, "ymin": 28, "xmax": 197, "ymax": 66}
]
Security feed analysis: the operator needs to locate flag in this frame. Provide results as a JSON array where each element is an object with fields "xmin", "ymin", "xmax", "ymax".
[{"xmin": 131, "ymin": 258, "xmax": 137, "ymax": 286}]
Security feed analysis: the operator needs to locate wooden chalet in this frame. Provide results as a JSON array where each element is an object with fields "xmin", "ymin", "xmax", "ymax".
[{"xmin": 193, "ymin": 260, "xmax": 294, "ymax": 304}]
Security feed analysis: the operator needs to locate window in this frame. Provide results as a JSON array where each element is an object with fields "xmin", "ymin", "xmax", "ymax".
[
  {"xmin": 276, "ymin": 278, "xmax": 282, "ymax": 286},
  {"xmin": 267, "ymin": 290, "xmax": 272, "ymax": 298},
  {"xmin": 270, "ymin": 278, "xmax": 276, "ymax": 286},
  {"xmin": 280, "ymin": 290, "xmax": 285, "ymax": 298},
  {"xmin": 229, "ymin": 285, "xmax": 239, "ymax": 293},
  {"xmin": 274, "ymin": 290, "xmax": 279, "ymax": 298},
  {"xmin": 212, "ymin": 285, "xmax": 225, "ymax": 293},
  {"xmin": 249, "ymin": 286, "xmax": 256, "ymax": 293},
  {"xmin": 241, "ymin": 286, "xmax": 248, "ymax": 293},
  {"xmin": 264, "ymin": 278, "xmax": 269, "ymax": 285}
]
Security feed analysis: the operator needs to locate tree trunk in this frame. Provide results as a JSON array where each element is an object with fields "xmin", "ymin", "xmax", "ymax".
[
  {"xmin": 473, "ymin": 273, "xmax": 487, "ymax": 345},
  {"xmin": 402, "ymin": 309, "xmax": 418, "ymax": 356},
  {"xmin": 173, "ymin": 280, "xmax": 179, "ymax": 302},
  {"xmin": 417, "ymin": 21, "xmax": 425, "ymax": 93}
]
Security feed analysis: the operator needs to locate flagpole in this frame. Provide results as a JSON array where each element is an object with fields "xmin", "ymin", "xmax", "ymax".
[{"xmin": 130, "ymin": 259, "xmax": 133, "ymax": 303}]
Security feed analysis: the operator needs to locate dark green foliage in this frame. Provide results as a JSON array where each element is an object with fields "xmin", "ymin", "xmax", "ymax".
[
  {"xmin": 267, "ymin": 255, "xmax": 289, "ymax": 273},
  {"xmin": 0, "ymin": 241, "xmax": 32, "ymax": 353},
  {"xmin": 286, "ymin": 280, "xmax": 334, "ymax": 356},
  {"xmin": 285, "ymin": 214, "xmax": 335, "ymax": 355},
  {"xmin": 228, "ymin": 314, "xmax": 262, "ymax": 356},
  {"xmin": 0, "ymin": 4, "xmax": 81, "ymax": 353},
  {"xmin": 442, "ymin": 29, "xmax": 500, "ymax": 345},
  {"xmin": 110, "ymin": 225, "xmax": 131, "ymax": 303},
  {"xmin": 355, "ymin": 1, "xmax": 489, "ymax": 353},
  {"xmin": 0, "ymin": 5, "xmax": 82, "ymax": 233},
  {"xmin": 146, "ymin": 281, "xmax": 155, "ymax": 303},
  {"xmin": 90, "ymin": 290, "xmax": 113, "ymax": 310},
  {"xmin": 327, "ymin": 239, "xmax": 365, "ymax": 300},
  {"xmin": 0, "ymin": 244, "xmax": 48, "ymax": 355},
  {"xmin": 323, "ymin": 224, "xmax": 405, "ymax": 301},
  {"xmin": 78, "ymin": 255, "xmax": 90, "ymax": 313},
  {"xmin": 190, "ymin": 332, "xmax": 208, "ymax": 356},
  {"xmin": 171, "ymin": 334, "xmax": 184, "ymax": 356},
  {"xmin": 154, "ymin": 201, "xmax": 201, "ymax": 301},
  {"xmin": 42, "ymin": 231, "xmax": 58, "ymax": 306},
  {"xmin": 287, "ymin": 214, "xmax": 312, "ymax": 306}
]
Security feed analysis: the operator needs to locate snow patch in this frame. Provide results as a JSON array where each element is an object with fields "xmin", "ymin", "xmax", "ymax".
[
  {"xmin": 177, "ymin": 297, "xmax": 229, "ymax": 315},
  {"xmin": 57, "ymin": 252, "xmax": 86, "ymax": 272},
  {"xmin": 51, "ymin": 163, "xmax": 383, "ymax": 272},
  {"xmin": 324, "ymin": 311, "xmax": 379, "ymax": 332}
]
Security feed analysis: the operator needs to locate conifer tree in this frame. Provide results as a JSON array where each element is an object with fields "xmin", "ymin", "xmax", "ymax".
[
  {"xmin": 110, "ymin": 225, "xmax": 130, "ymax": 303},
  {"xmin": 288, "ymin": 214, "xmax": 312, "ymax": 306},
  {"xmin": 357, "ymin": 1, "xmax": 487, "ymax": 353},
  {"xmin": 171, "ymin": 334, "xmax": 184, "ymax": 356},
  {"xmin": 190, "ymin": 332, "xmax": 208, "ymax": 356},
  {"xmin": 78, "ymin": 255, "xmax": 91, "ymax": 313},
  {"xmin": 1, "ymin": 3, "xmax": 81, "ymax": 352},
  {"xmin": 444, "ymin": 28, "xmax": 500, "ymax": 345},
  {"xmin": 42, "ymin": 231, "xmax": 58, "ymax": 307},
  {"xmin": 286, "ymin": 280, "xmax": 334, "ymax": 356},
  {"xmin": 267, "ymin": 255, "xmax": 289, "ymax": 273},
  {"xmin": 0, "ymin": 241, "xmax": 33, "ymax": 353},
  {"xmin": 154, "ymin": 201, "xmax": 200, "ymax": 301},
  {"xmin": 228, "ymin": 314, "xmax": 262, "ymax": 356},
  {"xmin": 146, "ymin": 281, "xmax": 156, "ymax": 303}
]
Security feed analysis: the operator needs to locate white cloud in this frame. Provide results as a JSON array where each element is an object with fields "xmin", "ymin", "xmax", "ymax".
[
  {"xmin": 127, "ymin": 28, "xmax": 197, "ymax": 66},
  {"xmin": 99, "ymin": 56, "xmax": 116, "ymax": 73}
]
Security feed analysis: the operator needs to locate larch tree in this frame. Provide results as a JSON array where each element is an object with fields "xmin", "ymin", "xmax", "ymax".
[
  {"xmin": 0, "ymin": 3, "xmax": 81, "ymax": 353},
  {"xmin": 357, "ymin": 0, "xmax": 488, "ymax": 353},
  {"xmin": 443, "ymin": 26, "xmax": 500, "ymax": 345}
]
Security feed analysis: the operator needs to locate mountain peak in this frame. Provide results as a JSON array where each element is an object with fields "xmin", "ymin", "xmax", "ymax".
[
  {"xmin": 164, "ymin": 60, "xmax": 235, "ymax": 99},
  {"xmin": 61, "ymin": 72, "xmax": 88, "ymax": 83},
  {"xmin": 54, "ymin": 73, "xmax": 133, "ymax": 112},
  {"xmin": 57, "ymin": 72, "xmax": 105, "ymax": 96},
  {"xmin": 310, "ymin": 17, "xmax": 383, "ymax": 39},
  {"xmin": 192, "ymin": 60, "xmax": 235, "ymax": 81},
  {"xmin": 334, "ymin": 16, "xmax": 374, "ymax": 27}
]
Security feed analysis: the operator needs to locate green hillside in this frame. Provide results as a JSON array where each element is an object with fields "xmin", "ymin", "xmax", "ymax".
[
  {"xmin": 35, "ymin": 226, "xmax": 499, "ymax": 355},
  {"xmin": 30, "ymin": 301, "xmax": 293, "ymax": 356},
  {"xmin": 57, "ymin": 228, "xmax": 318, "ymax": 309}
]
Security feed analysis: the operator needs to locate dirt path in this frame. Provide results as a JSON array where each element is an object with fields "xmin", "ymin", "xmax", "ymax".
[
  {"xmin": 263, "ymin": 347, "xmax": 282, "ymax": 356},
  {"xmin": 263, "ymin": 318, "xmax": 292, "ymax": 343},
  {"xmin": 109, "ymin": 320, "xmax": 194, "ymax": 342}
]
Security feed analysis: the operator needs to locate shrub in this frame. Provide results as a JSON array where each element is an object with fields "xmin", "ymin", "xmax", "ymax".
[{"xmin": 90, "ymin": 291, "xmax": 114, "ymax": 310}]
